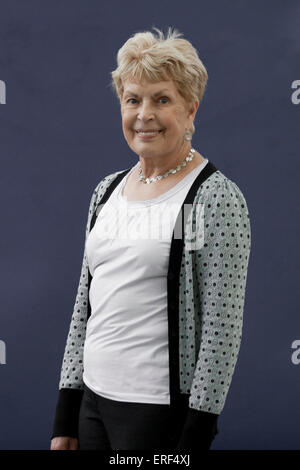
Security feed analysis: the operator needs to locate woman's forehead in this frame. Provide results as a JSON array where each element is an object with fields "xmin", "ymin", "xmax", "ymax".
[{"xmin": 123, "ymin": 78, "xmax": 177, "ymax": 94}]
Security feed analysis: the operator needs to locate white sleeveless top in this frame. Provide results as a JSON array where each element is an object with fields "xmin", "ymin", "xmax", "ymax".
[{"xmin": 83, "ymin": 158, "xmax": 209, "ymax": 403}]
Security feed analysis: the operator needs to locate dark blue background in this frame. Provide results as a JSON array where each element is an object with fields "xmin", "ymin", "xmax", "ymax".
[{"xmin": 0, "ymin": 0, "xmax": 299, "ymax": 450}]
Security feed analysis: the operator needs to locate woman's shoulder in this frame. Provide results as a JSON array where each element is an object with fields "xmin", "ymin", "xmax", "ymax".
[
  {"xmin": 195, "ymin": 167, "xmax": 250, "ymax": 214},
  {"xmin": 93, "ymin": 167, "xmax": 132, "ymax": 197}
]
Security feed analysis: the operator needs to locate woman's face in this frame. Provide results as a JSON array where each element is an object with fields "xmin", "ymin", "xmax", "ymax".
[{"xmin": 120, "ymin": 78, "xmax": 198, "ymax": 160}]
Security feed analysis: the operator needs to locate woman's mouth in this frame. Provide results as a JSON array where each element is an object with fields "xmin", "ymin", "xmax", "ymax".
[{"xmin": 135, "ymin": 129, "xmax": 164, "ymax": 138}]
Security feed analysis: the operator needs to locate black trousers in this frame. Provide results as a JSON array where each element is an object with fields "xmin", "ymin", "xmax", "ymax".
[{"xmin": 78, "ymin": 383, "xmax": 188, "ymax": 451}]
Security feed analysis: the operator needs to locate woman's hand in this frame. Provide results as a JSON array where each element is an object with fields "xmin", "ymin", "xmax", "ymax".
[{"xmin": 50, "ymin": 437, "xmax": 78, "ymax": 450}]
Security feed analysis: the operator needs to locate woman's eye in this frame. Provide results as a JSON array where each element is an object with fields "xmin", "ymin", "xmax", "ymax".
[{"xmin": 126, "ymin": 97, "xmax": 168, "ymax": 104}]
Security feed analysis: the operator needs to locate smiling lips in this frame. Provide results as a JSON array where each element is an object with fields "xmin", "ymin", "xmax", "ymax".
[
  {"xmin": 135, "ymin": 129, "xmax": 164, "ymax": 137},
  {"xmin": 135, "ymin": 129, "xmax": 163, "ymax": 132}
]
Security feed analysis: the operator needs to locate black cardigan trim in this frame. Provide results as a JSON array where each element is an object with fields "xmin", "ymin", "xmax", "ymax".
[
  {"xmin": 87, "ymin": 169, "xmax": 131, "ymax": 321},
  {"xmin": 166, "ymin": 160, "xmax": 218, "ymax": 410}
]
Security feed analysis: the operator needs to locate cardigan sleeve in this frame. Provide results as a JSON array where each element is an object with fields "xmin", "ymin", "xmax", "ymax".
[
  {"xmin": 176, "ymin": 177, "xmax": 251, "ymax": 450},
  {"xmin": 51, "ymin": 181, "xmax": 102, "ymax": 440}
]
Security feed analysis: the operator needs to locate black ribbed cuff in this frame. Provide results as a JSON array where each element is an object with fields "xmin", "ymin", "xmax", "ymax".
[
  {"xmin": 51, "ymin": 388, "xmax": 84, "ymax": 440},
  {"xmin": 175, "ymin": 408, "xmax": 219, "ymax": 451}
]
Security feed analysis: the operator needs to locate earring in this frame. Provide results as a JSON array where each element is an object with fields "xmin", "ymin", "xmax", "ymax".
[{"xmin": 184, "ymin": 129, "xmax": 192, "ymax": 141}]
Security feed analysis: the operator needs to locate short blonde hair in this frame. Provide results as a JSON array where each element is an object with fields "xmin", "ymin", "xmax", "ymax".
[{"xmin": 110, "ymin": 27, "xmax": 208, "ymax": 136}]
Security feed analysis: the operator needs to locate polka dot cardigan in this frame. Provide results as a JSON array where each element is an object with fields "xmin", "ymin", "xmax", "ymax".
[{"xmin": 51, "ymin": 161, "xmax": 251, "ymax": 447}]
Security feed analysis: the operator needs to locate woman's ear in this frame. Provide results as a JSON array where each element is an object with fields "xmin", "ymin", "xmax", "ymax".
[
  {"xmin": 187, "ymin": 100, "xmax": 199, "ymax": 126},
  {"xmin": 191, "ymin": 100, "xmax": 199, "ymax": 118}
]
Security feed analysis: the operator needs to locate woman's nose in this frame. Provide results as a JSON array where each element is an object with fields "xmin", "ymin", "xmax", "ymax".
[{"xmin": 137, "ymin": 101, "xmax": 155, "ymax": 120}]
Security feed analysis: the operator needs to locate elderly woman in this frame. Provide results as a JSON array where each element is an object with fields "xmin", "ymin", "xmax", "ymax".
[{"xmin": 50, "ymin": 27, "xmax": 251, "ymax": 451}]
